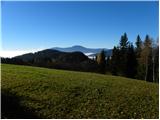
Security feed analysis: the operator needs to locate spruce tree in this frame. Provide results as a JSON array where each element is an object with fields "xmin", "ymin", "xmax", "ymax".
[
  {"xmin": 119, "ymin": 33, "xmax": 129, "ymax": 76},
  {"xmin": 135, "ymin": 35, "xmax": 143, "ymax": 79},
  {"xmin": 135, "ymin": 35, "xmax": 143, "ymax": 57},
  {"xmin": 120, "ymin": 33, "xmax": 129, "ymax": 49},
  {"xmin": 110, "ymin": 46, "xmax": 120, "ymax": 75},
  {"xmin": 126, "ymin": 43, "xmax": 137, "ymax": 78}
]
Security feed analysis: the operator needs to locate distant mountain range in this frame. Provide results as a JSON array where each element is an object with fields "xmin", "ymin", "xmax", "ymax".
[
  {"xmin": 51, "ymin": 45, "xmax": 112, "ymax": 57},
  {"xmin": 2, "ymin": 49, "xmax": 99, "ymax": 72},
  {"xmin": 1, "ymin": 45, "xmax": 112, "ymax": 72}
]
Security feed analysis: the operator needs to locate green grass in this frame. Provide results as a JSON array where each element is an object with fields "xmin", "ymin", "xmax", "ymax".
[{"xmin": 1, "ymin": 64, "xmax": 159, "ymax": 119}]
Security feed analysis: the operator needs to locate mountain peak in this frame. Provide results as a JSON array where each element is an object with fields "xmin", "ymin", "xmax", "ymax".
[
  {"xmin": 51, "ymin": 45, "xmax": 112, "ymax": 57},
  {"xmin": 72, "ymin": 45, "xmax": 85, "ymax": 48}
]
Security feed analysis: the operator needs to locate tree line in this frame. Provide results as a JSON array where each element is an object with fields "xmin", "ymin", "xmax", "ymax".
[
  {"xmin": 96, "ymin": 33, "xmax": 159, "ymax": 83},
  {"xmin": 1, "ymin": 50, "xmax": 99, "ymax": 72},
  {"xmin": 1, "ymin": 33, "xmax": 159, "ymax": 82}
]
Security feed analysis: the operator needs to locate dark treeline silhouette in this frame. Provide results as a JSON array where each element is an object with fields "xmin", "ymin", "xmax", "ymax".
[
  {"xmin": 96, "ymin": 33, "xmax": 159, "ymax": 83},
  {"xmin": 1, "ymin": 49, "xmax": 99, "ymax": 73},
  {"xmin": 1, "ymin": 33, "xmax": 159, "ymax": 82}
]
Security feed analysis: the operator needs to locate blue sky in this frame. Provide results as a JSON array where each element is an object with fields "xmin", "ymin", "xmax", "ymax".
[{"xmin": 1, "ymin": 1, "xmax": 159, "ymax": 51}]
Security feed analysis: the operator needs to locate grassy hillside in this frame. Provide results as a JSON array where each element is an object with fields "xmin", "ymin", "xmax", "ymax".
[{"xmin": 1, "ymin": 64, "xmax": 159, "ymax": 119}]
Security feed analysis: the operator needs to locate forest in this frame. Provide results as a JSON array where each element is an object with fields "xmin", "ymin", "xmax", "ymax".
[
  {"xmin": 97, "ymin": 33, "xmax": 159, "ymax": 83},
  {"xmin": 1, "ymin": 33, "xmax": 159, "ymax": 83}
]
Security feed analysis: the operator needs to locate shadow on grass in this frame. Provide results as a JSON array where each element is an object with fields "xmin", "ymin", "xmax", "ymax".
[{"xmin": 1, "ymin": 92, "xmax": 39, "ymax": 119}]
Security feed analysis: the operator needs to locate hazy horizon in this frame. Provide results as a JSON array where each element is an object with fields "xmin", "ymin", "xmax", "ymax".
[{"xmin": 0, "ymin": 45, "xmax": 110, "ymax": 58}]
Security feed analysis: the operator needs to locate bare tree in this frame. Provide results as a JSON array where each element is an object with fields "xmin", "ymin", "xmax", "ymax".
[{"xmin": 140, "ymin": 35, "xmax": 152, "ymax": 81}]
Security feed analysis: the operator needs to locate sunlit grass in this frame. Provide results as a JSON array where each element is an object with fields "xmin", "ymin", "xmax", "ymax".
[{"xmin": 1, "ymin": 64, "xmax": 159, "ymax": 119}]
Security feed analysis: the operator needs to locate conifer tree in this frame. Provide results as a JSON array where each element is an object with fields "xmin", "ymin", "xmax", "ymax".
[
  {"xmin": 110, "ymin": 46, "xmax": 120, "ymax": 75},
  {"xmin": 135, "ymin": 35, "xmax": 143, "ymax": 58},
  {"xmin": 119, "ymin": 33, "xmax": 129, "ymax": 76},
  {"xmin": 126, "ymin": 43, "xmax": 137, "ymax": 78},
  {"xmin": 135, "ymin": 35, "xmax": 143, "ymax": 79}
]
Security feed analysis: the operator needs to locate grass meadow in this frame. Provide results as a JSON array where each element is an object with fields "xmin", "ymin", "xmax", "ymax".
[{"xmin": 1, "ymin": 64, "xmax": 159, "ymax": 119}]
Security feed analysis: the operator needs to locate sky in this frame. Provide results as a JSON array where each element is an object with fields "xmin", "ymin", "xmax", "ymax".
[{"xmin": 1, "ymin": 1, "xmax": 159, "ymax": 57}]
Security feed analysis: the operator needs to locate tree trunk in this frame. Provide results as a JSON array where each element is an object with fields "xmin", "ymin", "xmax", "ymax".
[
  {"xmin": 152, "ymin": 57, "xmax": 155, "ymax": 82},
  {"xmin": 145, "ymin": 58, "xmax": 148, "ymax": 81}
]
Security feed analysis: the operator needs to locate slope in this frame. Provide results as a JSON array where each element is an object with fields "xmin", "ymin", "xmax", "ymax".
[{"xmin": 1, "ymin": 64, "xmax": 159, "ymax": 119}]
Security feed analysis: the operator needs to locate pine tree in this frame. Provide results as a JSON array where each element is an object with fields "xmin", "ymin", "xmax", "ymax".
[
  {"xmin": 110, "ymin": 46, "xmax": 120, "ymax": 75},
  {"xmin": 120, "ymin": 33, "xmax": 129, "ymax": 49},
  {"xmin": 135, "ymin": 35, "xmax": 143, "ymax": 79},
  {"xmin": 135, "ymin": 35, "xmax": 143, "ymax": 58},
  {"xmin": 119, "ymin": 33, "xmax": 129, "ymax": 76},
  {"xmin": 126, "ymin": 43, "xmax": 137, "ymax": 78}
]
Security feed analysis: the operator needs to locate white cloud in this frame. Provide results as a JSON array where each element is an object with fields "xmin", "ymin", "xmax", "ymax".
[
  {"xmin": 0, "ymin": 51, "xmax": 30, "ymax": 58},
  {"xmin": 84, "ymin": 53, "xmax": 94, "ymax": 56},
  {"xmin": 0, "ymin": 49, "xmax": 44, "ymax": 58}
]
